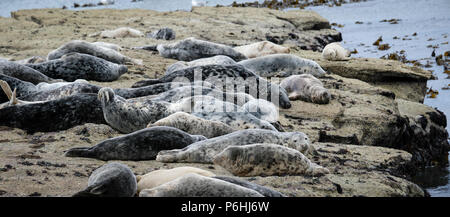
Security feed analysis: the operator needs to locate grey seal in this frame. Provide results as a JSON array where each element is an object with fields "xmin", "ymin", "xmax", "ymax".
[
  {"xmin": 139, "ymin": 173, "xmax": 263, "ymax": 197},
  {"xmin": 0, "ymin": 60, "xmax": 55, "ymax": 84},
  {"xmin": 322, "ymin": 42, "xmax": 351, "ymax": 61},
  {"xmin": 213, "ymin": 143, "xmax": 329, "ymax": 177},
  {"xmin": 156, "ymin": 37, "xmax": 247, "ymax": 61},
  {"xmin": 65, "ymin": 126, "xmax": 206, "ymax": 161},
  {"xmin": 0, "ymin": 75, "xmax": 37, "ymax": 103},
  {"xmin": 73, "ymin": 162, "xmax": 137, "ymax": 197},
  {"xmin": 26, "ymin": 53, "xmax": 128, "ymax": 82},
  {"xmin": 156, "ymin": 129, "xmax": 313, "ymax": 163},
  {"xmin": 165, "ymin": 55, "xmax": 236, "ymax": 75},
  {"xmin": 212, "ymin": 176, "xmax": 285, "ymax": 197},
  {"xmin": 147, "ymin": 27, "xmax": 176, "ymax": 40},
  {"xmin": 238, "ymin": 54, "xmax": 327, "ymax": 77},
  {"xmin": 280, "ymin": 74, "xmax": 331, "ymax": 104}
]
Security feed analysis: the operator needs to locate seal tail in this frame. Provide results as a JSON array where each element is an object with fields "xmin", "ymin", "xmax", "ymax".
[{"xmin": 65, "ymin": 147, "xmax": 95, "ymax": 158}]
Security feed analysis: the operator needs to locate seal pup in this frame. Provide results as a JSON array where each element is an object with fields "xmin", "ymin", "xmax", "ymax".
[
  {"xmin": 148, "ymin": 112, "xmax": 235, "ymax": 138},
  {"xmin": 322, "ymin": 42, "xmax": 351, "ymax": 61},
  {"xmin": 0, "ymin": 60, "xmax": 55, "ymax": 84},
  {"xmin": 165, "ymin": 55, "xmax": 236, "ymax": 75},
  {"xmin": 234, "ymin": 41, "xmax": 290, "ymax": 58},
  {"xmin": 118, "ymin": 81, "xmax": 215, "ymax": 98},
  {"xmin": 47, "ymin": 40, "xmax": 142, "ymax": 65},
  {"xmin": 91, "ymin": 42, "xmax": 123, "ymax": 51},
  {"xmin": 280, "ymin": 74, "xmax": 331, "ymax": 104},
  {"xmin": 65, "ymin": 126, "xmax": 206, "ymax": 161},
  {"xmin": 89, "ymin": 27, "xmax": 144, "ymax": 38},
  {"xmin": 0, "ymin": 75, "xmax": 37, "ymax": 103},
  {"xmin": 136, "ymin": 166, "xmax": 215, "ymax": 193},
  {"xmin": 212, "ymin": 176, "xmax": 285, "ymax": 197},
  {"xmin": 131, "ymin": 64, "xmax": 292, "ymax": 109},
  {"xmin": 213, "ymin": 143, "xmax": 329, "ymax": 177},
  {"xmin": 156, "ymin": 37, "xmax": 247, "ymax": 61},
  {"xmin": 73, "ymin": 162, "xmax": 137, "ymax": 197},
  {"xmin": 147, "ymin": 27, "xmax": 176, "ymax": 40},
  {"xmin": 139, "ymin": 173, "xmax": 263, "ymax": 197},
  {"xmin": 27, "ymin": 53, "xmax": 127, "ymax": 82},
  {"xmin": 242, "ymin": 99, "xmax": 279, "ymax": 123},
  {"xmin": 19, "ymin": 82, "xmax": 101, "ymax": 102},
  {"xmin": 156, "ymin": 129, "xmax": 313, "ymax": 163},
  {"xmin": 238, "ymin": 54, "xmax": 327, "ymax": 78}
]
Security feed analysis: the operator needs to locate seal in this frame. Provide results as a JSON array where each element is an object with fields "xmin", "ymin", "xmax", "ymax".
[
  {"xmin": 233, "ymin": 41, "xmax": 290, "ymax": 58},
  {"xmin": 238, "ymin": 54, "xmax": 327, "ymax": 78},
  {"xmin": 13, "ymin": 56, "xmax": 46, "ymax": 64},
  {"xmin": 165, "ymin": 55, "xmax": 236, "ymax": 75},
  {"xmin": 214, "ymin": 143, "xmax": 329, "ymax": 177},
  {"xmin": 156, "ymin": 129, "xmax": 313, "ymax": 163},
  {"xmin": 139, "ymin": 173, "xmax": 263, "ymax": 197},
  {"xmin": 0, "ymin": 60, "xmax": 55, "ymax": 84},
  {"xmin": 72, "ymin": 162, "xmax": 137, "ymax": 197},
  {"xmin": 65, "ymin": 126, "xmax": 206, "ymax": 161},
  {"xmin": 156, "ymin": 37, "xmax": 247, "ymax": 61},
  {"xmin": 35, "ymin": 79, "xmax": 89, "ymax": 92},
  {"xmin": 0, "ymin": 93, "xmax": 105, "ymax": 133},
  {"xmin": 117, "ymin": 81, "xmax": 215, "ymax": 98},
  {"xmin": 147, "ymin": 27, "xmax": 176, "ymax": 40},
  {"xmin": 26, "ymin": 53, "xmax": 128, "ymax": 82},
  {"xmin": 0, "ymin": 80, "xmax": 43, "ymax": 108},
  {"xmin": 91, "ymin": 41, "xmax": 123, "ymax": 51},
  {"xmin": 20, "ymin": 82, "xmax": 101, "ymax": 102},
  {"xmin": 280, "ymin": 74, "xmax": 331, "ymax": 104},
  {"xmin": 131, "ymin": 64, "xmax": 292, "ymax": 109},
  {"xmin": 47, "ymin": 40, "xmax": 142, "ymax": 65},
  {"xmin": 148, "ymin": 112, "xmax": 235, "ymax": 138},
  {"xmin": 242, "ymin": 99, "xmax": 279, "ymax": 123},
  {"xmin": 322, "ymin": 42, "xmax": 351, "ymax": 61},
  {"xmin": 89, "ymin": 27, "xmax": 144, "ymax": 38},
  {"xmin": 212, "ymin": 176, "xmax": 285, "ymax": 197},
  {"xmin": 136, "ymin": 166, "xmax": 215, "ymax": 193},
  {"xmin": 0, "ymin": 75, "xmax": 37, "ymax": 103}
]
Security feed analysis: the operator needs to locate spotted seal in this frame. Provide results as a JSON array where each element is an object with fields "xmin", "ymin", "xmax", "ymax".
[
  {"xmin": 136, "ymin": 166, "xmax": 215, "ymax": 193},
  {"xmin": 148, "ymin": 112, "xmax": 235, "ymax": 138},
  {"xmin": 156, "ymin": 37, "xmax": 247, "ymax": 61},
  {"xmin": 165, "ymin": 55, "xmax": 236, "ymax": 75},
  {"xmin": 156, "ymin": 129, "xmax": 313, "ymax": 163},
  {"xmin": 234, "ymin": 41, "xmax": 290, "ymax": 58},
  {"xmin": 280, "ymin": 74, "xmax": 330, "ymax": 104},
  {"xmin": 47, "ymin": 40, "xmax": 142, "ymax": 65},
  {"xmin": 73, "ymin": 162, "xmax": 137, "ymax": 197},
  {"xmin": 65, "ymin": 126, "xmax": 206, "ymax": 161},
  {"xmin": 91, "ymin": 41, "xmax": 123, "ymax": 51},
  {"xmin": 238, "ymin": 54, "xmax": 327, "ymax": 78},
  {"xmin": 130, "ymin": 64, "xmax": 292, "ymax": 109},
  {"xmin": 213, "ymin": 143, "xmax": 329, "ymax": 177},
  {"xmin": 322, "ymin": 42, "xmax": 351, "ymax": 61},
  {"xmin": 139, "ymin": 173, "xmax": 263, "ymax": 197},
  {"xmin": 0, "ymin": 60, "xmax": 55, "ymax": 84},
  {"xmin": 26, "ymin": 53, "xmax": 128, "ymax": 82}
]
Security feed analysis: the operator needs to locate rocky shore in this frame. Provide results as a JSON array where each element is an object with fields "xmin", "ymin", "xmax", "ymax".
[{"xmin": 0, "ymin": 6, "xmax": 448, "ymax": 197}]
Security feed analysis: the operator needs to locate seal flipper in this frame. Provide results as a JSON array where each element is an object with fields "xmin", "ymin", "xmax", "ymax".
[
  {"xmin": 156, "ymin": 149, "xmax": 185, "ymax": 163},
  {"xmin": 65, "ymin": 147, "xmax": 96, "ymax": 158},
  {"xmin": 0, "ymin": 80, "xmax": 13, "ymax": 100},
  {"xmin": 72, "ymin": 183, "xmax": 108, "ymax": 197}
]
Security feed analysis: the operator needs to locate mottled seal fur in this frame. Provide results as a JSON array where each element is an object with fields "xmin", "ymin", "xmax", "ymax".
[
  {"xmin": 147, "ymin": 27, "xmax": 175, "ymax": 40},
  {"xmin": 165, "ymin": 55, "xmax": 236, "ymax": 75},
  {"xmin": 139, "ymin": 173, "xmax": 263, "ymax": 197},
  {"xmin": 0, "ymin": 60, "xmax": 55, "ymax": 84},
  {"xmin": 234, "ymin": 41, "xmax": 290, "ymax": 58},
  {"xmin": 322, "ymin": 42, "xmax": 351, "ymax": 61},
  {"xmin": 13, "ymin": 56, "xmax": 46, "ymax": 64},
  {"xmin": 148, "ymin": 112, "xmax": 235, "ymax": 138},
  {"xmin": 90, "ymin": 27, "xmax": 144, "ymax": 38},
  {"xmin": 156, "ymin": 129, "xmax": 313, "ymax": 163},
  {"xmin": 0, "ymin": 75, "xmax": 37, "ymax": 103},
  {"xmin": 73, "ymin": 162, "xmax": 137, "ymax": 197},
  {"xmin": 65, "ymin": 126, "xmax": 206, "ymax": 161},
  {"xmin": 27, "ymin": 53, "xmax": 127, "ymax": 82},
  {"xmin": 280, "ymin": 74, "xmax": 330, "ymax": 104},
  {"xmin": 238, "ymin": 54, "xmax": 327, "ymax": 77},
  {"xmin": 212, "ymin": 176, "xmax": 285, "ymax": 197},
  {"xmin": 136, "ymin": 166, "xmax": 215, "ymax": 192},
  {"xmin": 35, "ymin": 79, "xmax": 89, "ymax": 92},
  {"xmin": 47, "ymin": 40, "xmax": 142, "ymax": 65},
  {"xmin": 20, "ymin": 82, "xmax": 101, "ymax": 102},
  {"xmin": 213, "ymin": 143, "xmax": 329, "ymax": 177},
  {"xmin": 132, "ymin": 64, "xmax": 291, "ymax": 109},
  {"xmin": 156, "ymin": 37, "xmax": 247, "ymax": 61}
]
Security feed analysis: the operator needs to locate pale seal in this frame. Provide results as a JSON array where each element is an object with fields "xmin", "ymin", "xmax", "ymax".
[
  {"xmin": 91, "ymin": 41, "xmax": 123, "ymax": 51},
  {"xmin": 136, "ymin": 166, "xmax": 215, "ymax": 193},
  {"xmin": 89, "ymin": 27, "xmax": 144, "ymax": 38},
  {"xmin": 165, "ymin": 55, "xmax": 236, "ymax": 75},
  {"xmin": 47, "ymin": 40, "xmax": 142, "ymax": 65},
  {"xmin": 148, "ymin": 112, "xmax": 235, "ymax": 138},
  {"xmin": 212, "ymin": 176, "xmax": 285, "ymax": 197},
  {"xmin": 156, "ymin": 129, "xmax": 313, "ymax": 163},
  {"xmin": 131, "ymin": 64, "xmax": 292, "ymax": 109},
  {"xmin": 65, "ymin": 126, "xmax": 206, "ymax": 161},
  {"xmin": 280, "ymin": 74, "xmax": 331, "ymax": 104},
  {"xmin": 322, "ymin": 42, "xmax": 351, "ymax": 61},
  {"xmin": 0, "ymin": 60, "xmax": 55, "ymax": 84},
  {"xmin": 73, "ymin": 162, "xmax": 137, "ymax": 197},
  {"xmin": 213, "ymin": 143, "xmax": 329, "ymax": 177},
  {"xmin": 139, "ymin": 173, "xmax": 263, "ymax": 197},
  {"xmin": 242, "ymin": 98, "xmax": 279, "ymax": 123},
  {"xmin": 233, "ymin": 41, "xmax": 290, "ymax": 58},
  {"xmin": 238, "ymin": 54, "xmax": 327, "ymax": 78},
  {"xmin": 156, "ymin": 37, "xmax": 247, "ymax": 61},
  {"xmin": 35, "ymin": 79, "xmax": 89, "ymax": 92},
  {"xmin": 27, "ymin": 53, "xmax": 128, "ymax": 82}
]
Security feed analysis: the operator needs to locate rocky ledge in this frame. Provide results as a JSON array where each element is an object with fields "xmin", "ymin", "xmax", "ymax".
[{"xmin": 0, "ymin": 7, "xmax": 448, "ymax": 197}]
